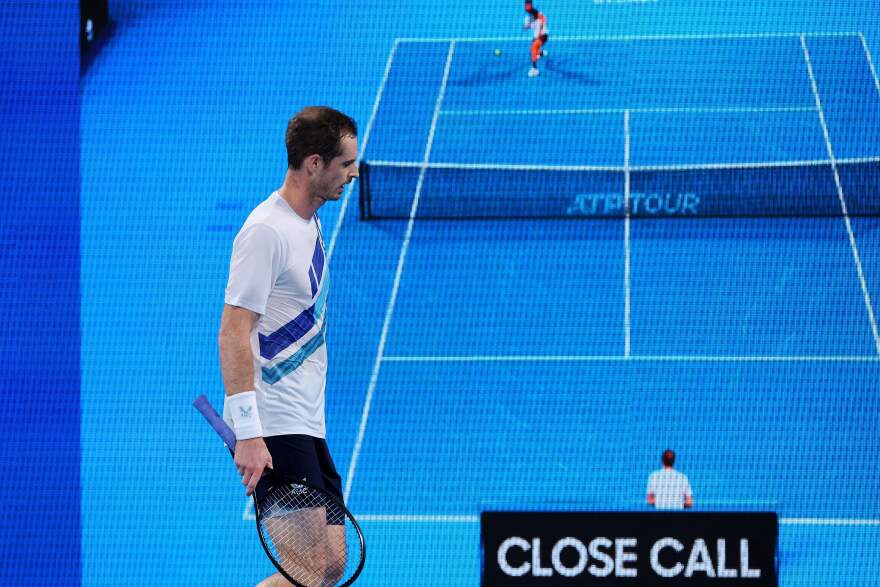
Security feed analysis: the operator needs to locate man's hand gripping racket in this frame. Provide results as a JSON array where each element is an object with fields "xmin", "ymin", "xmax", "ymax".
[{"xmin": 193, "ymin": 394, "xmax": 365, "ymax": 587}]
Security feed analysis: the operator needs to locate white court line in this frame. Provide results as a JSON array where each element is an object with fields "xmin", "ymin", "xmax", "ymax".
[
  {"xmin": 781, "ymin": 518, "xmax": 880, "ymax": 526},
  {"xmin": 343, "ymin": 41, "xmax": 458, "ymax": 503},
  {"xmin": 623, "ymin": 110, "xmax": 631, "ymax": 358},
  {"xmin": 358, "ymin": 514, "xmax": 479, "ymax": 523},
  {"xmin": 365, "ymin": 156, "xmax": 880, "ymax": 174},
  {"xmin": 395, "ymin": 32, "xmax": 861, "ymax": 44},
  {"xmin": 802, "ymin": 35, "xmax": 880, "ymax": 357},
  {"xmin": 327, "ymin": 40, "xmax": 399, "ymax": 261},
  {"xmin": 381, "ymin": 354, "xmax": 880, "ymax": 363},
  {"xmin": 442, "ymin": 106, "xmax": 817, "ymax": 116},
  {"xmin": 366, "ymin": 160, "xmax": 621, "ymax": 172},
  {"xmin": 858, "ymin": 33, "xmax": 880, "ymax": 96},
  {"xmin": 353, "ymin": 514, "xmax": 880, "ymax": 526},
  {"xmin": 635, "ymin": 156, "xmax": 880, "ymax": 173},
  {"xmin": 245, "ymin": 507, "xmax": 880, "ymax": 526}
]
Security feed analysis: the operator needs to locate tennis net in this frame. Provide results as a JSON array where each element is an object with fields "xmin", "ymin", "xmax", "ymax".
[{"xmin": 358, "ymin": 157, "xmax": 880, "ymax": 219}]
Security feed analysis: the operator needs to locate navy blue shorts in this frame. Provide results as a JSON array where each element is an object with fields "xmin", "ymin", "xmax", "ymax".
[{"xmin": 255, "ymin": 435, "xmax": 345, "ymax": 524}]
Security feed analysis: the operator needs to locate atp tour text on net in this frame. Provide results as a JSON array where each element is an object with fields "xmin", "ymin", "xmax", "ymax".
[
  {"xmin": 497, "ymin": 536, "xmax": 761, "ymax": 579},
  {"xmin": 568, "ymin": 192, "xmax": 700, "ymax": 216}
]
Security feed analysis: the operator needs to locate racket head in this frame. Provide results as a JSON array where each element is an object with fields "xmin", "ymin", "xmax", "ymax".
[{"xmin": 255, "ymin": 477, "xmax": 365, "ymax": 587}]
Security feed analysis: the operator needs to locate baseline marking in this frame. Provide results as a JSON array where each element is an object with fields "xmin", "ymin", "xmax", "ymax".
[
  {"xmin": 781, "ymin": 518, "xmax": 880, "ymax": 526},
  {"xmin": 343, "ymin": 41, "xmax": 457, "ymax": 503},
  {"xmin": 395, "ymin": 32, "xmax": 861, "ymax": 44},
  {"xmin": 351, "ymin": 514, "xmax": 880, "ymax": 526},
  {"xmin": 358, "ymin": 515, "xmax": 479, "ymax": 523},
  {"xmin": 633, "ymin": 156, "xmax": 880, "ymax": 172},
  {"xmin": 442, "ymin": 106, "xmax": 817, "ymax": 116},
  {"xmin": 381, "ymin": 354, "xmax": 880, "ymax": 363},
  {"xmin": 802, "ymin": 35, "xmax": 880, "ymax": 357},
  {"xmin": 366, "ymin": 160, "xmax": 621, "ymax": 172},
  {"xmin": 327, "ymin": 40, "xmax": 399, "ymax": 260}
]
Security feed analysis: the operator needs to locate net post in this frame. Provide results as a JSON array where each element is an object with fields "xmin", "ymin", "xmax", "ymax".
[{"xmin": 358, "ymin": 161, "xmax": 372, "ymax": 220}]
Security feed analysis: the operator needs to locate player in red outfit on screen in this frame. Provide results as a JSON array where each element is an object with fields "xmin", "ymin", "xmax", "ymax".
[{"xmin": 523, "ymin": 1, "xmax": 548, "ymax": 77}]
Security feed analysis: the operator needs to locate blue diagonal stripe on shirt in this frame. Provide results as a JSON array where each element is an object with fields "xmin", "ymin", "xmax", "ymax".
[
  {"xmin": 258, "ymin": 308, "xmax": 316, "ymax": 360},
  {"xmin": 308, "ymin": 266, "xmax": 318, "ymax": 298},
  {"xmin": 261, "ymin": 322, "xmax": 326, "ymax": 385},
  {"xmin": 311, "ymin": 235, "xmax": 325, "ymax": 283}
]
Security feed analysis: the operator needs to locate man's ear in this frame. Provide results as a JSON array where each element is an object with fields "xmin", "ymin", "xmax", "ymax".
[{"xmin": 304, "ymin": 154, "xmax": 321, "ymax": 174}]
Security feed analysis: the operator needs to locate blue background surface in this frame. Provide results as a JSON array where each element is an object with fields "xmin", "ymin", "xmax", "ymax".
[
  {"xmin": 1, "ymin": 2, "xmax": 79, "ymax": 585},
  {"xmin": 3, "ymin": 0, "xmax": 864, "ymax": 585}
]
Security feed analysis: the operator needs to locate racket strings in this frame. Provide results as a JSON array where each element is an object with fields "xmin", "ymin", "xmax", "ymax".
[{"xmin": 258, "ymin": 484, "xmax": 362, "ymax": 587}]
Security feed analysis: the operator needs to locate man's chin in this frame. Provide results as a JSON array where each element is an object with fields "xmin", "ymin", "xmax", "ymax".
[{"xmin": 316, "ymin": 190, "xmax": 344, "ymax": 203}]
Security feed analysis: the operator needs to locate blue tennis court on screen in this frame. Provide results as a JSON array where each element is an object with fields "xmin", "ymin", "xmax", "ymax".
[
  {"xmin": 337, "ymin": 28, "xmax": 880, "ymax": 587},
  {"xmin": 361, "ymin": 33, "xmax": 880, "ymax": 219}
]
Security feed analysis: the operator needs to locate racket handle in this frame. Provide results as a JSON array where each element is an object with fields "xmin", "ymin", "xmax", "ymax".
[{"xmin": 193, "ymin": 394, "xmax": 237, "ymax": 454}]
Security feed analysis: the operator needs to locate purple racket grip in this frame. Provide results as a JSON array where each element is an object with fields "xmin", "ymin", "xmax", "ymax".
[{"xmin": 193, "ymin": 394, "xmax": 237, "ymax": 453}]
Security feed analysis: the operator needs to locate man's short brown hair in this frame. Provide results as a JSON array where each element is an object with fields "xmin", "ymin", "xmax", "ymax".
[{"xmin": 285, "ymin": 106, "xmax": 357, "ymax": 170}]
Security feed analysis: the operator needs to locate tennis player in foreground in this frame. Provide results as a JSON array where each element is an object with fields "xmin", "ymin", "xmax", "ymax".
[{"xmin": 218, "ymin": 106, "xmax": 359, "ymax": 586}]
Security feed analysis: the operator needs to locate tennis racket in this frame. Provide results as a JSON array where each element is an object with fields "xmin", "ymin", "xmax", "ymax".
[{"xmin": 193, "ymin": 394, "xmax": 365, "ymax": 587}]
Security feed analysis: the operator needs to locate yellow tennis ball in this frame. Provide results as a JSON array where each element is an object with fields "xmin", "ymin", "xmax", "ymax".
[{"xmin": 494, "ymin": 48, "xmax": 502, "ymax": 57}]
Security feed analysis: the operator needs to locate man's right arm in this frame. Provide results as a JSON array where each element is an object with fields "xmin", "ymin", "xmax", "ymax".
[{"xmin": 218, "ymin": 303, "xmax": 273, "ymax": 496}]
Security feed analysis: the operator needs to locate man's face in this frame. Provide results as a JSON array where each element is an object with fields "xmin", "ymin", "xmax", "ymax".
[{"xmin": 311, "ymin": 135, "xmax": 358, "ymax": 202}]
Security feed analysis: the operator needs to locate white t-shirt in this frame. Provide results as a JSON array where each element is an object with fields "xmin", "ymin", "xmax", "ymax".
[
  {"xmin": 647, "ymin": 468, "xmax": 692, "ymax": 510},
  {"xmin": 527, "ymin": 13, "xmax": 548, "ymax": 39},
  {"xmin": 223, "ymin": 191, "xmax": 329, "ymax": 438}
]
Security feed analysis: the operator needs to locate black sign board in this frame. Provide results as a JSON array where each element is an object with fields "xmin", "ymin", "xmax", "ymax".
[{"xmin": 482, "ymin": 511, "xmax": 777, "ymax": 586}]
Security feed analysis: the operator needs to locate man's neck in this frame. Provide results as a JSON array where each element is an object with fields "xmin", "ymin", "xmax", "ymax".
[{"xmin": 277, "ymin": 173, "xmax": 320, "ymax": 221}]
